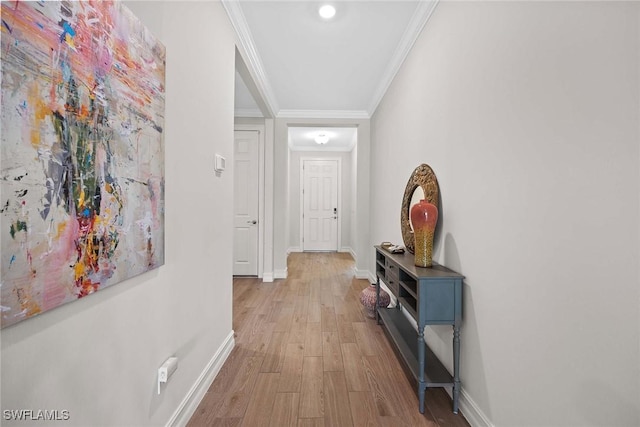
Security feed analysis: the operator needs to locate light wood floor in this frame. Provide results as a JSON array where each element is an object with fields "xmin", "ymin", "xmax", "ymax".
[{"xmin": 188, "ymin": 252, "xmax": 470, "ymax": 427}]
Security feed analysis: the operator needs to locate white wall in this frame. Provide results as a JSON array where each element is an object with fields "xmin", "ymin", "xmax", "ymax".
[
  {"xmin": 235, "ymin": 117, "xmax": 265, "ymax": 126},
  {"xmin": 288, "ymin": 150, "xmax": 353, "ymax": 252},
  {"xmin": 0, "ymin": 2, "xmax": 237, "ymax": 425},
  {"xmin": 350, "ymin": 143, "xmax": 359, "ymax": 259},
  {"xmin": 371, "ymin": 2, "xmax": 640, "ymax": 426}
]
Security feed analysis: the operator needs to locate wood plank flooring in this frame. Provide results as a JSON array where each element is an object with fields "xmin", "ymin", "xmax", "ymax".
[{"xmin": 188, "ymin": 252, "xmax": 470, "ymax": 427}]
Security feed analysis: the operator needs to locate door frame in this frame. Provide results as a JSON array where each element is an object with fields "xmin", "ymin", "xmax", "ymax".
[
  {"xmin": 234, "ymin": 125, "xmax": 265, "ymax": 278},
  {"xmin": 299, "ymin": 157, "xmax": 342, "ymax": 251}
]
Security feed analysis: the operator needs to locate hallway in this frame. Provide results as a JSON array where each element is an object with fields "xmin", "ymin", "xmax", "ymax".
[{"xmin": 188, "ymin": 253, "xmax": 469, "ymax": 426}]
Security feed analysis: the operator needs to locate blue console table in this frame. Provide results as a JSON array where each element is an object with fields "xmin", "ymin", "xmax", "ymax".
[{"xmin": 374, "ymin": 246, "xmax": 464, "ymax": 414}]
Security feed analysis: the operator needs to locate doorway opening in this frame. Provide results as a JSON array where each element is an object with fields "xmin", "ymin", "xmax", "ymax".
[
  {"xmin": 233, "ymin": 48, "xmax": 274, "ymax": 280},
  {"xmin": 288, "ymin": 126, "xmax": 358, "ymax": 255}
]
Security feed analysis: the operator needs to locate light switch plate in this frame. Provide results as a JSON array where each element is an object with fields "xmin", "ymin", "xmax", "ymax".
[{"xmin": 214, "ymin": 154, "xmax": 226, "ymax": 172}]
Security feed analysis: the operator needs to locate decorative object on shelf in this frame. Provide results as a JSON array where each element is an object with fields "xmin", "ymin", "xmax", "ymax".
[
  {"xmin": 401, "ymin": 164, "xmax": 440, "ymax": 254},
  {"xmin": 400, "ymin": 163, "xmax": 440, "ymax": 253},
  {"xmin": 411, "ymin": 200, "xmax": 438, "ymax": 267},
  {"xmin": 360, "ymin": 284, "xmax": 390, "ymax": 319},
  {"xmin": 380, "ymin": 242, "xmax": 405, "ymax": 254},
  {"xmin": 0, "ymin": 1, "xmax": 166, "ymax": 328}
]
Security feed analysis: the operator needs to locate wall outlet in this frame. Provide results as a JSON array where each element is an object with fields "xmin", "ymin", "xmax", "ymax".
[{"xmin": 157, "ymin": 356, "xmax": 178, "ymax": 394}]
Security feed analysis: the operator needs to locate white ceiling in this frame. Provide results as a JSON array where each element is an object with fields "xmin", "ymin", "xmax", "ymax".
[
  {"xmin": 229, "ymin": 1, "xmax": 438, "ymax": 119},
  {"xmin": 288, "ymin": 127, "xmax": 357, "ymax": 152},
  {"xmin": 235, "ymin": 70, "xmax": 263, "ymax": 117}
]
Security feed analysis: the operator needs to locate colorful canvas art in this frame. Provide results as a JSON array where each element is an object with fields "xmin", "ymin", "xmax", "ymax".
[{"xmin": 1, "ymin": 1, "xmax": 165, "ymax": 328}]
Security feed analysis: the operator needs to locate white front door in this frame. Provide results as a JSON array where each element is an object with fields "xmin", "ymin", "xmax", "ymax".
[
  {"xmin": 302, "ymin": 160, "xmax": 338, "ymax": 251},
  {"xmin": 233, "ymin": 130, "xmax": 259, "ymax": 275}
]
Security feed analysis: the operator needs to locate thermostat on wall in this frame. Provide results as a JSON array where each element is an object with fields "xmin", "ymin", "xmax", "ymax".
[{"xmin": 214, "ymin": 154, "xmax": 226, "ymax": 172}]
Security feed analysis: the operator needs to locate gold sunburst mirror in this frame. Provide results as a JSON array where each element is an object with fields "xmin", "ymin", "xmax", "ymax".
[{"xmin": 401, "ymin": 164, "xmax": 440, "ymax": 254}]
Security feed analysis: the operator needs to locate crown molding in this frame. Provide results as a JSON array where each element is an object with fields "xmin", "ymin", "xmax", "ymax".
[
  {"xmin": 277, "ymin": 110, "xmax": 370, "ymax": 120},
  {"xmin": 367, "ymin": 0, "xmax": 440, "ymax": 116},
  {"xmin": 234, "ymin": 108, "xmax": 264, "ymax": 118},
  {"xmin": 222, "ymin": 0, "xmax": 280, "ymax": 115}
]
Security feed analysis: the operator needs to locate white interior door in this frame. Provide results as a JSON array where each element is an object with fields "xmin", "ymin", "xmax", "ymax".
[
  {"xmin": 233, "ymin": 130, "xmax": 259, "ymax": 275},
  {"xmin": 302, "ymin": 160, "xmax": 338, "ymax": 251}
]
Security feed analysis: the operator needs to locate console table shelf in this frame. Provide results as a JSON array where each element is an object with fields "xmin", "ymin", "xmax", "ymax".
[
  {"xmin": 374, "ymin": 246, "xmax": 464, "ymax": 414},
  {"xmin": 378, "ymin": 309, "xmax": 454, "ymax": 386}
]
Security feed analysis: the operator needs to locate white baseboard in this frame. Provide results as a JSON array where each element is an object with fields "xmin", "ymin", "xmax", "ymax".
[
  {"xmin": 354, "ymin": 269, "xmax": 371, "ymax": 281},
  {"xmin": 274, "ymin": 268, "xmax": 288, "ymax": 279},
  {"xmin": 287, "ymin": 247, "xmax": 302, "ymax": 254},
  {"xmin": 338, "ymin": 246, "xmax": 352, "ymax": 254},
  {"xmin": 367, "ymin": 272, "xmax": 376, "ymax": 284},
  {"xmin": 262, "ymin": 272, "xmax": 274, "ymax": 283},
  {"xmin": 167, "ymin": 331, "xmax": 235, "ymax": 427},
  {"xmin": 436, "ymin": 379, "xmax": 492, "ymax": 427},
  {"xmin": 459, "ymin": 388, "xmax": 493, "ymax": 427}
]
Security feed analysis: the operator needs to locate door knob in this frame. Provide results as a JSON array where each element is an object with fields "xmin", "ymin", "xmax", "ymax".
[{"xmin": 247, "ymin": 220, "xmax": 257, "ymax": 225}]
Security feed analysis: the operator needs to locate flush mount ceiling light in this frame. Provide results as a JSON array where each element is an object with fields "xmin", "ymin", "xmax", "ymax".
[
  {"xmin": 318, "ymin": 4, "xmax": 336, "ymax": 20},
  {"xmin": 315, "ymin": 134, "xmax": 329, "ymax": 144}
]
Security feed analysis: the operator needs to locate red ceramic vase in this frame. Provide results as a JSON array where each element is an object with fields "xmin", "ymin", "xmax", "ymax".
[{"xmin": 410, "ymin": 199, "xmax": 438, "ymax": 267}]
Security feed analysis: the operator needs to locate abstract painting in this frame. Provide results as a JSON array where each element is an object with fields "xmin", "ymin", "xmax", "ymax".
[{"xmin": 1, "ymin": 1, "xmax": 165, "ymax": 328}]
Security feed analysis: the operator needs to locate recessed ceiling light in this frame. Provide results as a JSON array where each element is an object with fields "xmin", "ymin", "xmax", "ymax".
[
  {"xmin": 315, "ymin": 134, "xmax": 329, "ymax": 144},
  {"xmin": 319, "ymin": 5, "xmax": 336, "ymax": 20}
]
